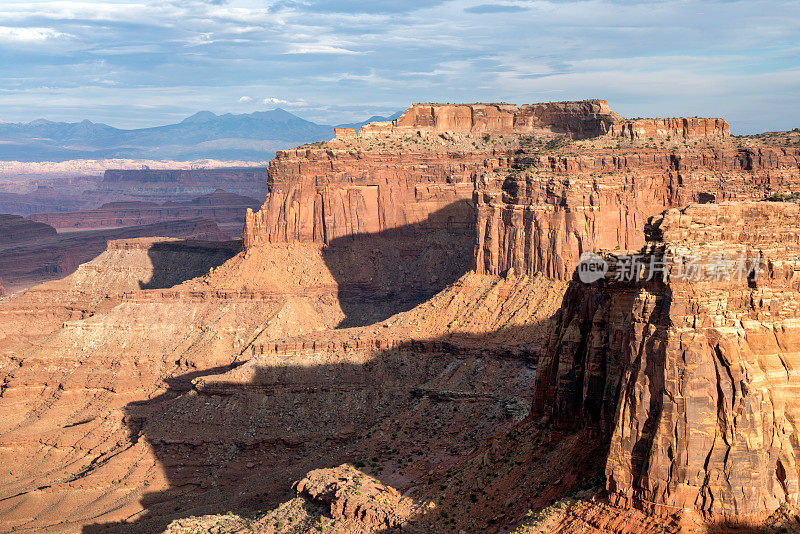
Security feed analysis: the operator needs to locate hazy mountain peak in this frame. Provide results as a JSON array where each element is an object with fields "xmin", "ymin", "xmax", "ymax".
[{"xmin": 181, "ymin": 111, "xmax": 218, "ymax": 124}]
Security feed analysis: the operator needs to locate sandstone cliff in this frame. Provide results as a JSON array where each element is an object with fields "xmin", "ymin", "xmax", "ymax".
[
  {"xmin": 475, "ymin": 147, "xmax": 800, "ymax": 280},
  {"xmin": 532, "ymin": 201, "xmax": 800, "ymax": 523},
  {"xmin": 359, "ymin": 100, "xmax": 621, "ymax": 139},
  {"xmin": 2, "ymin": 103, "xmax": 800, "ymax": 534},
  {"xmin": 243, "ymin": 148, "xmax": 482, "ymax": 247}
]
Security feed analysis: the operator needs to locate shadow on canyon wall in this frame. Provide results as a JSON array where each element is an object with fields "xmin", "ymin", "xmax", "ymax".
[
  {"xmin": 81, "ymin": 324, "xmax": 558, "ymax": 534},
  {"xmin": 321, "ymin": 199, "xmax": 477, "ymax": 328},
  {"xmin": 139, "ymin": 239, "xmax": 241, "ymax": 289}
]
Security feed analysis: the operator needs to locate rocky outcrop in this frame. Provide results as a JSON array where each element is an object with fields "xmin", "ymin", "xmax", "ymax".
[
  {"xmin": 162, "ymin": 465, "xmax": 416, "ymax": 534},
  {"xmin": 334, "ymin": 127, "xmax": 357, "ymax": 139},
  {"xmin": 291, "ymin": 465, "xmax": 416, "ymax": 530},
  {"xmin": 360, "ymin": 100, "xmax": 622, "ymax": 139},
  {"xmin": 609, "ymin": 117, "xmax": 729, "ymax": 140},
  {"xmin": 532, "ymin": 201, "xmax": 800, "ymax": 522}
]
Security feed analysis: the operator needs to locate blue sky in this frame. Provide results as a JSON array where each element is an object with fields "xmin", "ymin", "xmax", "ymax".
[{"xmin": 0, "ymin": 0, "xmax": 798, "ymax": 133}]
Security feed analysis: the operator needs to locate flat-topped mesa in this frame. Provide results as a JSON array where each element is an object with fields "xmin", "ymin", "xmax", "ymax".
[
  {"xmin": 357, "ymin": 100, "xmax": 729, "ymax": 140},
  {"xmin": 532, "ymin": 201, "xmax": 800, "ymax": 522},
  {"xmin": 359, "ymin": 100, "xmax": 621, "ymax": 139}
]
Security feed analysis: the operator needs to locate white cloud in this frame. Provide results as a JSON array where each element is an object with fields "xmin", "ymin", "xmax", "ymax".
[
  {"xmin": 238, "ymin": 95, "xmax": 253, "ymax": 103},
  {"xmin": 263, "ymin": 97, "xmax": 307, "ymax": 107},
  {"xmin": 0, "ymin": 26, "xmax": 70, "ymax": 42},
  {"xmin": 285, "ymin": 44, "xmax": 361, "ymax": 55}
]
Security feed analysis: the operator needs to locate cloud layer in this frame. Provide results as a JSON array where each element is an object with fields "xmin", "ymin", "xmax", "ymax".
[{"xmin": 0, "ymin": 0, "xmax": 798, "ymax": 132}]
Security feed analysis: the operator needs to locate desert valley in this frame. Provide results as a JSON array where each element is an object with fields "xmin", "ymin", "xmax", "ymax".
[{"xmin": 1, "ymin": 100, "xmax": 800, "ymax": 533}]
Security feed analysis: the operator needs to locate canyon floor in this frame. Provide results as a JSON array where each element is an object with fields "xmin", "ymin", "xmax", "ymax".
[{"xmin": 3, "ymin": 102, "xmax": 800, "ymax": 533}]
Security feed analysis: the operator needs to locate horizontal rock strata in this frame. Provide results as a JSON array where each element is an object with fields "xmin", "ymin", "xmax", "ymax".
[{"xmin": 476, "ymin": 148, "xmax": 800, "ymax": 280}]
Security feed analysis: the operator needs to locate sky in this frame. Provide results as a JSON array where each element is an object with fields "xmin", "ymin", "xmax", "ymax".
[{"xmin": 0, "ymin": 0, "xmax": 798, "ymax": 133}]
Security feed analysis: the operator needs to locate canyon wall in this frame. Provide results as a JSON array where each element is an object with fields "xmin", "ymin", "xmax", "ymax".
[
  {"xmin": 476, "ymin": 147, "xmax": 800, "ymax": 280},
  {"xmin": 359, "ymin": 100, "xmax": 621, "ymax": 139},
  {"xmin": 0, "ymin": 214, "xmax": 57, "ymax": 246},
  {"xmin": 532, "ymin": 201, "xmax": 800, "ymax": 522},
  {"xmin": 609, "ymin": 117, "xmax": 730, "ymax": 140},
  {"xmin": 4, "ymin": 101, "xmax": 800, "ymax": 532}
]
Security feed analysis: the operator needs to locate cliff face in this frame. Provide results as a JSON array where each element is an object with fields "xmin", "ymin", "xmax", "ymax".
[
  {"xmin": 3, "ymin": 102, "xmax": 800, "ymax": 533},
  {"xmin": 609, "ymin": 117, "xmax": 730, "ymax": 140},
  {"xmin": 532, "ymin": 202, "xmax": 800, "ymax": 522},
  {"xmin": 245, "ymin": 103, "xmax": 777, "ymax": 284},
  {"xmin": 0, "ymin": 214, "xmax": 57, "ymax": 246},
  {"xmin": 476, "ymin": 147, "xmax": 800, "ymax": 280},
  {"xmin": 243, "ymin": 147, "xmax": 484, "ymax": 247}
]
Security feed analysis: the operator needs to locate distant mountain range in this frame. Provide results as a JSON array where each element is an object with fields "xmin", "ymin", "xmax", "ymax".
[{"xmin": 0, "ymin": 109, "xmax": 402, "ymax": 162}]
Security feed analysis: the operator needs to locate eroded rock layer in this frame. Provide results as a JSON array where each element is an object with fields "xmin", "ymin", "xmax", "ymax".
[
  {"xmin": 243, "ymin": 148, "xmax": 483, "ymax": 247},
  {"xmin": 476, "ymin": 147, "xmax": 800, "ymax": 279},
  {"xmin": 3, "ymin": 104, "xmax": 800, "ymax": 533}
]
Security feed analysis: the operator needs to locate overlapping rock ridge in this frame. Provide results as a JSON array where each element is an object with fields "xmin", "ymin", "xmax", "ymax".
[
  {"xmin": 27, "ymin": 190, "xmax": 260, "ymax": 230},
  {"xmin": 245, "ymin": 100, "xmax": 795, "ymax": 281}
]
